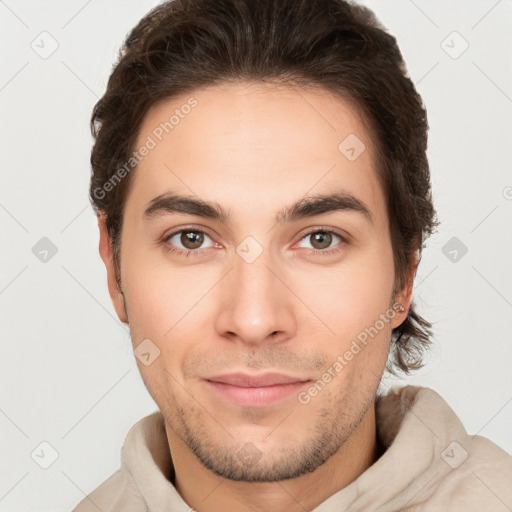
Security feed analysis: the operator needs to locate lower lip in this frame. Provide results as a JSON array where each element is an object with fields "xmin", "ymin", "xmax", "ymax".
[{"xmin": 205, "ymin": 380, "xmax": 310, "ymax": 406}]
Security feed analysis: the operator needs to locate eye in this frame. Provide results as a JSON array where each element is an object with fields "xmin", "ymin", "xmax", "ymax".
[
  {"xmin": 296, "ymin": 228, "xmax": 346, "ymax": 256},
  {"xmin": 162, "ymin": 226, "xmax": 347, "ymax": 258},
  {"xmin": 163, "ymin": 227, "xmax": 217, "ymax": 257}
]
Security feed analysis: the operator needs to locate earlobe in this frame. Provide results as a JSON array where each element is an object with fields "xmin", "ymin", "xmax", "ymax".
[
  {"xmin": 97, "ymin": 212, "xmax": 128, "ymax": 324},
  {"xmin": 391, "ymin": 252, "xmax": 418, "ymax": 328},
  {"xmin": 390, "ymin": 294, "xmax": 410, "ymax": 330}
]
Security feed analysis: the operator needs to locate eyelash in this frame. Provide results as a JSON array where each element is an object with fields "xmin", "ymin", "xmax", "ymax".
[{"xmin": 162, "ymin": 226, "xmax": 347, "ymax": 258}]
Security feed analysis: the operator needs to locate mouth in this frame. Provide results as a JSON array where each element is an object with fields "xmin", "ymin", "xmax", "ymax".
[{"xmin": 204, "ymin": 372, "xmax": 312, "ymax": 407}]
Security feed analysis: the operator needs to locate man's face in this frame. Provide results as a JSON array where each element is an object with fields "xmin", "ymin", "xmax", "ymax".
[{"xmin": 100, "ymin": 82, "xmax": 409, "ymax": 481}]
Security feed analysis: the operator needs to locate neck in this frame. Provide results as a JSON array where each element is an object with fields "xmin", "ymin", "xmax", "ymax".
[{"xmin": 166, "ymin": 402, "xmax": 378, "ymax": 512}]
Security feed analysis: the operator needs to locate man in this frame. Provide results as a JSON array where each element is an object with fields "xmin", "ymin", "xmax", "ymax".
[{"xmin": 74, "ymin": 0, "xmax": 512, "ymax": 510}]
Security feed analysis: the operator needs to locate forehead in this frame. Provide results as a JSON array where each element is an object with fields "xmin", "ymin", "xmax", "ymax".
[
  {"xmin": 126, "ymin": 81, "xmax": 386, "ymax": 228},
  {"xmin": 138, "ymin": 81, "xmax": 374, "ymax": 159}
]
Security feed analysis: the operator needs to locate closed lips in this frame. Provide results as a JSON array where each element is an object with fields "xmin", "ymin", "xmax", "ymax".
[{"xmin": 205, "ymin": 372, "xmax": 311, "ymax": 387}]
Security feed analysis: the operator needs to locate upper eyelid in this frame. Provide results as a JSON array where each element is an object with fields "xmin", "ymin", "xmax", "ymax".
[
  {"xmin": 164, "ymin": 226, "xmax": 216, "ymax": 242},
  {"xmin": 300, "ymin": 226, "xmax": 346, "ymax": 238}
]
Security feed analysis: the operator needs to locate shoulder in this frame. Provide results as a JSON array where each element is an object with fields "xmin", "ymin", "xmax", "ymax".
[
  {"xmin": 72, "ymin": 411, "xmax": 167, "ymax": 512},
  {"xmin": 71, "ymin": 469, "xmax": 146, "ymax": 512},
  {"xmin": 427, "ymin": 435, "xmax": 512, "ymax": 511},
  {"xmin": 377, "ymin": 385, "xmax": 512, "ymax": 510}
]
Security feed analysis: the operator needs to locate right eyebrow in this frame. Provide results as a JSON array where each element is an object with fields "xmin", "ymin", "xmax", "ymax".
[{"xmin": 144, "ymin": 193, "xmax": 231, "ymax": 223}]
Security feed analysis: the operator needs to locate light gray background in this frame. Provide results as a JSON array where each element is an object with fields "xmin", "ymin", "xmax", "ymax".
[{"xmin": 1, "ymin": 1, "xmax": 511, "ymax": 510}]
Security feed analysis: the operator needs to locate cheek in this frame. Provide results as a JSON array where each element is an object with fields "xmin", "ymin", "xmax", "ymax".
[
  {"xmin": 122, "ymin": 251, "xmax": 215, "ymax": 363},
  {"xmin": 295, "ymin": 252, "xmax": 394, "ymax": 339},
  {"xmin": 121, "ymin": 239, "xmax": 195, "ymax": 333},
  {"xmin": 123, "ymin": 275, "xmax": 173, "ymax": 339}
]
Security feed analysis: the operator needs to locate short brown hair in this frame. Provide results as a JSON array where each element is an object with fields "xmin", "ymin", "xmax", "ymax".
[{"xmin": 89, "ymin": 0, "xmax": 440, "ymax": 375}]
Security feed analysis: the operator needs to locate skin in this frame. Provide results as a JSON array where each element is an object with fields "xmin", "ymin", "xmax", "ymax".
[{"xmin": 98, "ymin": 81, "xmax": 415, "ymax": 512}]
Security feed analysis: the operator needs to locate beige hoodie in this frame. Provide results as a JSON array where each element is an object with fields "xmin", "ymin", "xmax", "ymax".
[{"xmin": 72, "ymin": 385, "xmax": 512, "ymax": 511}]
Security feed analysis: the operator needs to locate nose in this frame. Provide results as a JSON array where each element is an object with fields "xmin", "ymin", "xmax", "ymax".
[{"xmin": 214, "ymin": 249, "xmax": 296, "ymax": 347}]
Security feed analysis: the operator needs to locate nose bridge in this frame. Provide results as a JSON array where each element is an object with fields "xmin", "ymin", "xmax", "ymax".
[
  {"xmin": 235, "ymin": 249, "xmax": 276, "ymax": 307},
  {"xmin": 215, "ymin": 242, "xmax": 295, "ymax": 344}
]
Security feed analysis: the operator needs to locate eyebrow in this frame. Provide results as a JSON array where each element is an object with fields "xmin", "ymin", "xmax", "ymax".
[{"xmin": 143, "ymin": 190, "xmax": 374, "ymax": 225}]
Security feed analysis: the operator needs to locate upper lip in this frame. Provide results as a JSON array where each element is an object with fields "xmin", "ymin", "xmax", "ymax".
[{"xmin": 206, "ymin": 372, "xmax": 310, "ymax": 387}]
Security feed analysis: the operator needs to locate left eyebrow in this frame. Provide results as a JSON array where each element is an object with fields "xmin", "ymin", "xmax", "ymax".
[
  {"xmin": 275, "ymin": 191, "xmax": 374, "ymax": 225},
  {"xmin": 143, "ymin": 190, "xmax": 374, "ymax": 226}
]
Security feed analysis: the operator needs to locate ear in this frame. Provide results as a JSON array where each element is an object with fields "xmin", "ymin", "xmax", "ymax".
[
  {"xmin": 97, "ymin": 212, "xmax": 128, "ymax": 324},
  {"xmin": 390, "ymin": 251, "xmax": 419, "ymax": 329}
]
